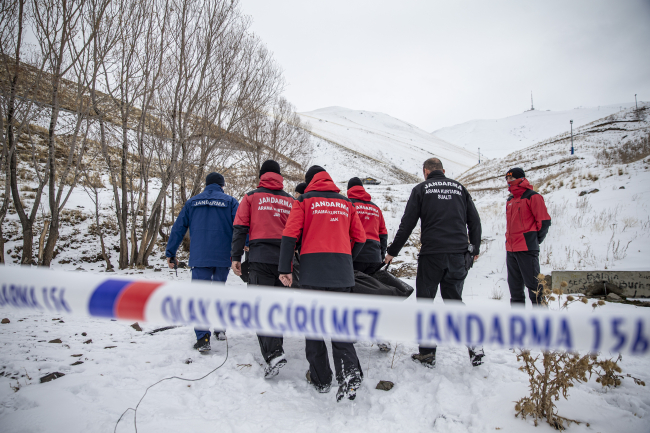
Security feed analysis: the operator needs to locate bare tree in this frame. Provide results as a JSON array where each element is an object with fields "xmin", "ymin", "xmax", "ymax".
[
  {"xmin": 32, "ymin": 0, "xmax": 110, "ymax": 266},
  {"xmin": 0, "ymin": 0, "xmax": 49, "ymax": 264},
  {"xmin": 237, "ymin": 97, "xmax": 313, "ymax": 190},
  {"xmin": 81, "ymin": 151, "xmax": 113, "ymax": 270},
  {"xmin": 96, "ymin": 0, "xmax": 152, "ymax": 268}
]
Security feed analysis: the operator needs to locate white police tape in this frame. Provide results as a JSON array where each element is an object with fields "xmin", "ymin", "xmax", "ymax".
[{"xmin": 1, "ymin": 266, "xmax": 649, "ymax": 355}]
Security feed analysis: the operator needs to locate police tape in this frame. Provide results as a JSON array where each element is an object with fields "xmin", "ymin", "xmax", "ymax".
[{"xmin": 0, "ymin": 266, "xmax": 649, "ymax": 355}]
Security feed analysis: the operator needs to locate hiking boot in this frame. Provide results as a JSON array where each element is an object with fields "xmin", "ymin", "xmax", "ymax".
[
  {"xmin": 306, "ymin": 370, "xmax": 331, "ymax": 393},
  {"xmin": 193, "ymin": 335, "xmax": 211, "ymax": 352},
  {"xmin": 412, "ymin": 352, "xmax": 436, "ymax": 368},
  {"xmin": 377, "ymin": 342, "xmax": 391, "ymax": 352},
  {"xmin": 336, "ymin": 370, "xmax": 362, "ymax": 402},
  {"xmin": 214, "ymin": 331, "xmax": 227, "ymax": 341},
  {"xmin": 264, "ymin": 352, "xmax": 287, "ymax": 379},
  {"xmin": 468, "ymin": 346, "xmax": 485, "ymax": 367}
]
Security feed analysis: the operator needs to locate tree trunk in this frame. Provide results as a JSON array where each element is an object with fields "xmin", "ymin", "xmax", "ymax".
[
  {"xmin": 0, "ymin": 226, "xmax": 4, "ymax": 264},
  {"xmin": 41, "ymin": 68, "xmax": 62, "ymax": 267},
  {"xmin": 120, "ymin": 121, "xmax": 129, "ymax": 268},
  {"xmin": 10, "ymin": 149, "xmax": 34, "ymax": 264},
  {"xmin": 37, "ymin": 220, "xmax": 50, "ymax": 264}
]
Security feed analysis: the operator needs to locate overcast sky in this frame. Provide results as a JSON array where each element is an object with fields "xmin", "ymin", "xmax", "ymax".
[{"xmin": 238, "ymin": 0, "xmax": 650, "ymax": 131}]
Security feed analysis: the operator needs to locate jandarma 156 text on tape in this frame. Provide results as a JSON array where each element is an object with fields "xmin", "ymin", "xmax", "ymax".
[{"xmin": 0, "ymin": 267, "xmax": 648, "ymax": 355}]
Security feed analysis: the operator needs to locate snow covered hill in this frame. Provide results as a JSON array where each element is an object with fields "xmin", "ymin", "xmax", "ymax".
[
  {"xmin": 433, "ymin": 102, "xmax": 639, "ymax": 159},
  {"xmin": 457, "ymin": 103, "xmax": 650, "ymax": 272},
  {"xmin": 299, "ymin": 107, "xmax": 478, "ymax": 182}
]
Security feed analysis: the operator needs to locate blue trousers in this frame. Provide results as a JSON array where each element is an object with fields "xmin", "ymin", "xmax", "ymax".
[{"xmin": 192, "ymin": 266, "xmax": 229, "ymax": 340}]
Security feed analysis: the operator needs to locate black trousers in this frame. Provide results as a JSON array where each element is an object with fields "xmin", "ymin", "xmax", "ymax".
[
  {"xmin": 249, "ymin": 262, "xmax": 284, "ymax": 363},
  {"xmin": 352, "ymin": 261, "xmax": 382, "ymax": 274},
  {"xmin": 416, "ymin": 253, "xmax": 467, "ymax": 301},
  {"xmin": 302, "ymin": 285, "xmax": 362, "ymax": 386},
  {"xmin": 416, "ymin": 253, "xmax": 467, "ymax": 355},
  {"xmin": 507, "ymin": 251, "xmax": 543, "ymax": 306}
]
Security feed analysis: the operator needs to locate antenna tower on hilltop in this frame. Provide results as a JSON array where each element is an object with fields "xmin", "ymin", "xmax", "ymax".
[{"xmin": 525, "ymin": 91, "xmax": 535, "ymax": 112}]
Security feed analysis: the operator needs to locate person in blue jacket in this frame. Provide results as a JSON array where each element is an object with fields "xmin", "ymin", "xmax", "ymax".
[{"xmin": 166, "ymin": 172, "xmax": 239, "ymax": 352}]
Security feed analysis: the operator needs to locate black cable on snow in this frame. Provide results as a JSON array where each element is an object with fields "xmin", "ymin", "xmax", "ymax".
[{"xmin": 114, "ymin": 336, "xmax": 229, "ymax": 433}]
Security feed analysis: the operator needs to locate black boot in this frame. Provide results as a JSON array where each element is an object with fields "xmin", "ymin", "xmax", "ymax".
[
  {"xmin": 193, "ymin": 335, "xmax": 211, "ymax": 352},
  {"xmin": 336, "ymin": 369, "xmax": 362, "ymax": 402},
  {"xmin": 306, "ymin": 370, "xmax": 331, "ymax": 393},
  {"xmin": 412, "ymin": 349, "xmax": 436, "ymax": 368},
  {"xmin": 264, "ymin": 351, "xmax": 287, "ymax": 379},
  {"xmin": 468, "ymin": 346, "xmax": 485, "ymax": 367}
]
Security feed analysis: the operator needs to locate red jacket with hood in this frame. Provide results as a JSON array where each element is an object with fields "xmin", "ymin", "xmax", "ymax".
[
  {"xmin": 347, "ymin": 185, "xmax": 388, "ymax": 263},
  {"xmin": 231, "ymin": 172, "xmax": 294, "ymax": 264},
  {"xmin": 278, "ymin": 171, "xmax": 366, "ymax": 288},
  {"xmin": 505, "ymin": 178, "xmax": 551, "ymax": 252}
]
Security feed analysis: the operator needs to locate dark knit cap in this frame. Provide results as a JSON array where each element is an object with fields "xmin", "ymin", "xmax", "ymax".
[
  {"xmin": 305, "ymin": 165, "xmax": 326, "ymax": 185},
  {"xmin": 505, "ymin": 167, "xmax": 525, "ymax": 179},
  {"xmin": 294, "ymin": 182, "xmax": 307, "ymax": 195},
  {"xmin": 206, "ymin": 172, "xmax": 225, "ymax": 186},
  {"xmin": 347, "ymin": 177, "xmax": 363, "ymax": 190},
  {"xmin": 260, "ymin": 160, "xmax": 281, "ymax": 177}
]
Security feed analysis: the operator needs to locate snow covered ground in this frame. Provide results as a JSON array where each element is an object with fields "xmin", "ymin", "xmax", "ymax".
[
  {"xmin": 2, "ymin": 175, "xmax": 650, "ymax": 432},
  {"xmin": 1, "ymin": 104, "xmax": 650, "ymax": 432},
  {"xmin": 433, "ymin": 102, "xmax": 640, "ymax": 160}
]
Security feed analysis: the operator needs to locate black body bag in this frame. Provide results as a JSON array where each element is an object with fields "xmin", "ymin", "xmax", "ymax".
[{"xmin": 352, "ymin": 264, "xmax": 414, "ymax": 298}]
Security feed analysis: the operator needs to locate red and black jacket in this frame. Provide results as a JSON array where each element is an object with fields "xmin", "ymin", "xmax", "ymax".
[
  {"xmin": 278, "ymin": 171, "xmax": 367, "ymax": 288},
  {"xmin": 347, "ymin": 185, "xmax": 388, "ymax": 263},
  {"xmin": 505, "ymin": 178, "xmax": 551, "ymax": 252},
  {"xmin": 231, "ymin": 172, "xmax": 294, "ymax": 264}
]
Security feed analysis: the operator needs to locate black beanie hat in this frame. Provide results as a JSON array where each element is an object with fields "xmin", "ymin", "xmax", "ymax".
[
  {"xmin": 260, "ymin": 160, "xmax": 281, "ymax": 177},
  {"xmin": 206, "ymin": 172, "xmax": 225, "ymax": 186},
  {"xmin": 305, "ymin": 165, "xmax": 326, "ymax": 185},
  {"xmin": 347, "ymin": 177, "xmax": 363, "ymax": 190},
  {"xmin": 505, "ymin": 167, "xmax": 525, "ymax": 179},
  {"xmin": 294, "ymin": 182, "xmax": 307, "ymax": 195}
]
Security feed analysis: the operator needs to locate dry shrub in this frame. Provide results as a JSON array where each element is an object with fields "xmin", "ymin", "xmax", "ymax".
[
  {"xmin": 388, "ymin": 262, "xmax": 417, "ymax": 278},
  {"xmin": 407, "ymin": 227, "xmax": 422, "ymax": 252},
  {"xmin": 490, "ymin": 286, "xmax": 504, "ymax": 300},
  {"xmin": 515, "ymin": 275, "xmax": 644, "ymax": 430},
  {"xmin": 88, "ymin": 218, "xmax": 119, "ymax": 237},
  {"xmin": 60, "ymin": 209, "xmax": 88, "ymax": 225},
  {"xmin": 515, "ymin": 350, "xmax": 594, "ymax": 429},
  {"xmin": 594, "ymin": 355, "xmax": 646, "ymax": 387},
  {"xmin": 83, "ymin": 173, "xmax": 105, "ymax": 188},
  {"xmin": 596, "ymin": 133, "xmax": 650, "ymax": 166}
]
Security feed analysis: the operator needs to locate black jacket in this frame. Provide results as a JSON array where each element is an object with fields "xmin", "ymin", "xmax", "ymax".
[{"xmin": 387, "ymin": 171, "xmax": 481, "ymax": 257}]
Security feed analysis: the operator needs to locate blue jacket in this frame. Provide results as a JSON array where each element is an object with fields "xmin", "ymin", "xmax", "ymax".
[{"xmin": 165, "ymin": 184, "xmax": 239, "ymax": 267}]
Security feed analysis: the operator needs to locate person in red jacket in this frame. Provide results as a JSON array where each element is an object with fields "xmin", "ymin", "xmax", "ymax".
[
  {"xmin": 231, "ymin": 160, "xmax": 294, "ymax": 378},
  {"xmin": 294, "ymin": 182, "xmax": 307, "ymax": 198},
  {"xmin": 346, "ymin": 177, "xmax": 392, "ymax": 352},
  {"xmin": 505, "ymin": 167, "xmax": 552, "ymax": 306},
  {"xmin": 278, "ymin": 165, "xmax": 367, "ymax": 402},
  {"xmin": 346, "ymin": 177, "xmax": 388, "ymax": 273}
]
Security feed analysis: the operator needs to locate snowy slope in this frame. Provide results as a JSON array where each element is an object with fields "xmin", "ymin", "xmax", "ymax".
[
  {"xmin": 433, "ymin": 102, "xmax": 639, "ymax": 159},
  {"xmin": 299, "ymin": 107, "xmax": 478, "ymax": 180},
  {"xmin": 309, "ymin": 135, "xmax": 420, "ymax": 186}
]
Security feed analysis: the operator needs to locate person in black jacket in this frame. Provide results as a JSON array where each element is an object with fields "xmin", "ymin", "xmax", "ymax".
[{"xmin": 384, "ymin": 157, "xmax": 484, "ymax": 367}]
